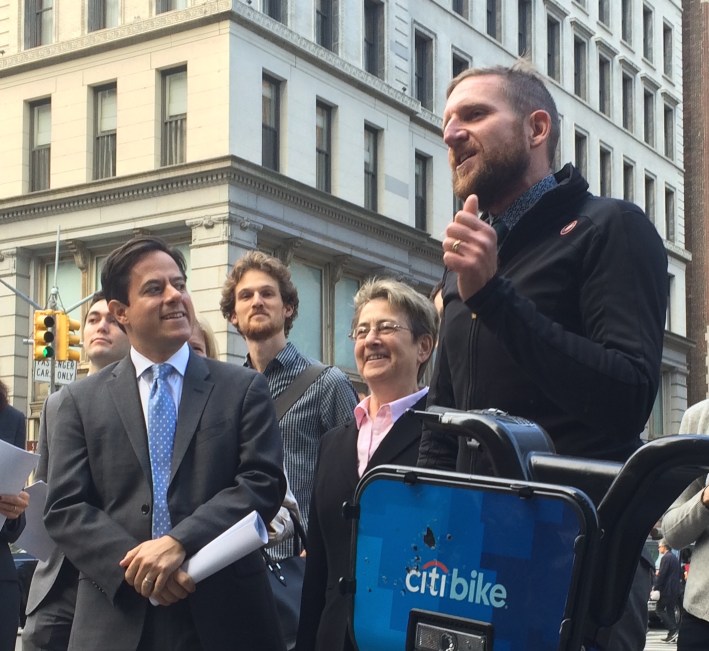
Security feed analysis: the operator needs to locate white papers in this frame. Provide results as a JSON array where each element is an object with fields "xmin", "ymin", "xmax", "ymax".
[
  {"xmin": 15, "ymin": 481, "xmax": 56, "ymax": 561},
  {"xmin": 150, "ymin": 510, "xmax": 267, "ymax": 605},
  {"xmin": 0, "ymin": 437, "xmax": 39, "ymax": 529}
]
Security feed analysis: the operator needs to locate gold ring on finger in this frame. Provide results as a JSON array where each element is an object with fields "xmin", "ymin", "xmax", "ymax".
[{"xmin": 451, "ymin": 239, "xmax": 462, "ymax": 254}]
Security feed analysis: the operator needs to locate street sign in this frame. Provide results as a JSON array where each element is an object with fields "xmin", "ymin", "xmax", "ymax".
[{"xmin": 34, "ymin": 360, "xmax": 77, "ymax": 385}]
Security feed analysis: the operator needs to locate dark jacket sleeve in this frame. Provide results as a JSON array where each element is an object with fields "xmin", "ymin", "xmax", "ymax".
[{"xmin": 295, "ymin": 448, "xmax": 327, "ymax": 651}]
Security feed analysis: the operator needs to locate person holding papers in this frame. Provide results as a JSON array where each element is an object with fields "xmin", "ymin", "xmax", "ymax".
[
  {"xmin": 44, "ymin": 236, "xmax": 286, "ymax": 651},
  {"xmin": 296, "ymin": 279, "xmax": 439, "ymax": 651},
  {"xmin": 0, "ymin": 378, "xmax": 29, "ymax": 651},
  {"xmin": 24, "ymin": 291, "xmax": 130, "ymax": 651}
]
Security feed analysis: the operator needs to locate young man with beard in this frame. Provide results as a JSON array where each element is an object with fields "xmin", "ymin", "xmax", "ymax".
[
  {"xmin": 417, "ymin": 62, "xmax": 667, "ymax": 649},
  {"xmin": 23, "ymin": 292, "xmax": 131, "ymax": 651},
  {"xmin": 220, "ymin": 251, "xmax": 358, "ymax": 558}
]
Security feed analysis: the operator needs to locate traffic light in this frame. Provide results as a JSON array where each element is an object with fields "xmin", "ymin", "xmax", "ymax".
[
  {"xmin": 56, "ymin": 312, "xmax": 82, "ymax": 362},
  {"xmin": 33, "ymin": 309, "xmax": 56, "ymax": 360}
]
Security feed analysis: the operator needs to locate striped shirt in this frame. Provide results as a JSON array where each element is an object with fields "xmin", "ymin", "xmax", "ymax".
[{"xmin": 246, "ymin": 342, "xmax": 358, "ymax": 558}]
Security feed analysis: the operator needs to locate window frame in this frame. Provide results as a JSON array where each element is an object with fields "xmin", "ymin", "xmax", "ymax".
[
  {"xmin": 93, "ymin": 83, "xmax": 118, "ymax": 180},
  {"xmin": 29, "ymin": 98, "xmax": 51, "ymax": 192},
  {"xmin": 262, "ymin": 74, "xmax": 281, "ymax": 172},
  {"xmin": 161, "ymin": 67, "xmax": 187, "ymax": 167}
]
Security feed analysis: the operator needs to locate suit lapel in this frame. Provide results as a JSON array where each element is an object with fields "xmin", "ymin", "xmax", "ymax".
[
  {"xmin": 365, "ymin": 396, "xmax": 427, "ymax": 472},
  {"xmin": 170, "ymin": 352, "xmax": 213, "ymax": 480},
  {"xmin": 109, "ymin": 357, "xmax": 152, "ymax": 481}
]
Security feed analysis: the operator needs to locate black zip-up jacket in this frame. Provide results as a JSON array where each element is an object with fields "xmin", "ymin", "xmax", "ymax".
[{"xmin": 418, "ymin": 164, "xmax": 668, "ymax": 467}]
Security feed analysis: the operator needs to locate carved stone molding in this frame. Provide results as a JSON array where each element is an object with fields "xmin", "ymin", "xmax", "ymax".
[
  {"xmin": 274, "ymin": 238, "xmax": 303, "ymax": 265},
  {"xmin": 68, "ymin": 240, "xmax": 89, "ymax": 271},
  {"xmin": 331, "ymin": 255, "xmax": 352, "ymax": 283}
]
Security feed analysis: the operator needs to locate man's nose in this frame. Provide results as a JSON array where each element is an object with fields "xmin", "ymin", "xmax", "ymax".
[{"xmin": 443, "ymin": 118, "xmax": 465, "ymax": 146}]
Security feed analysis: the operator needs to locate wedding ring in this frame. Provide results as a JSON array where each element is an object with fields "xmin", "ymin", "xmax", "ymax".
[
  {"xmin": 143, "ymin": 578, "xmax": 154, "ymax": 585},
  {"xmin": 12, "ymin": 505, "xmax": 17, "ymax": 513},
  {"xmin": 451, "ymin": 239, "xmax": 462, "ymax": 254}
]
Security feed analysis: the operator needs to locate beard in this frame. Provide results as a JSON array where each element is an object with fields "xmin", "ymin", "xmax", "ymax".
[
  {"xmin": 237, "ymin": 314, "xmax": 285, "ymax": 342},
  {"xmin": 452, "ymin": 127, "xmax": 530, "ymax": 212}
]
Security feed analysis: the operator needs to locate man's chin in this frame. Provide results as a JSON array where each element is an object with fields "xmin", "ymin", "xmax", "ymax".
[{"xmin": 241, "ymin": 324, "xmax": 280, "ymax": 342}]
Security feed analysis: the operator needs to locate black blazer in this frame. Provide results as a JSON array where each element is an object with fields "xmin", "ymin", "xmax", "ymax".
[
  {"xmin": 296, "ymin": 396, "xmax": 427, "ymax": 651},
  {"xmin": 0, "ymin": 404, "xmax": 27, "ymax": 581}
]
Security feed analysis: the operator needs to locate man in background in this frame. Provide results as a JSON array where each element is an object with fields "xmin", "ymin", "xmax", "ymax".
[
  {"xmin": 220, "ymin": 251, "xmax": 357, "ymax": 557},
  {"xmin": 24, "ymin": 291, "xmax": 131, "ymax": 651}
]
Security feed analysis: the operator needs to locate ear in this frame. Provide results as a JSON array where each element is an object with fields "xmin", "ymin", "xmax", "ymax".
[
  {"xmin": 108, "ymin": 299, "xmax": 129, "ymax": 327},
  {"xmin": 527, "ymin": 109, "xmax": 552, "ymax": 150},
  {"xmin": 229, "ymin": 312, "xmax": 239, "ymax": 329},
  {"xmin": 417, "ymin": 334, "xmax": 435, "ymax": 365},
  {"xmin": 284, "ymin": 304, "xmax": 295, "ymax": 318}
]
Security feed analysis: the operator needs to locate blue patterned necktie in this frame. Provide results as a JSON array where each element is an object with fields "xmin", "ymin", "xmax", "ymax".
[{"xmin": 147, "ymin": 363, "xmax": 176, "ymax": 538}]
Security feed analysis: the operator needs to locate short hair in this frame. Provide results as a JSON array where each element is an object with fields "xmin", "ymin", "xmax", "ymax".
[
  {"xmin": 659, "ymin": 540, "xmax": 672, "ymax": 550},
  {"xmin": 83, "ymin": 289, "xmax": 127, "ymax": 333},
  {"xmin": 219, "ymin": 250, "xmax": 299, "ymax": 336},
  {"xmin": 352, "ymin": 278, "xmax": 439, "ymax": 381},
  {"xmin": 447, "ymin": 60, "xmax": 560, "ymax": 164},
  {"xmin": 101, "ymin": 236, "xmax": 187, "ymax": 306}
]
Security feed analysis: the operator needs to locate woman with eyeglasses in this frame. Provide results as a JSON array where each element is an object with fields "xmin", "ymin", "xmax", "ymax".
[{"xmin": 296, "ymin": 278, "xmax": 439, "ymax": 651}]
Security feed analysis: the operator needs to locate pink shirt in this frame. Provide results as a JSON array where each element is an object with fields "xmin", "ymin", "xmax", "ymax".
[{"xmin": 354, "ymin": 386, "xmax": 428, "ymax": 477}]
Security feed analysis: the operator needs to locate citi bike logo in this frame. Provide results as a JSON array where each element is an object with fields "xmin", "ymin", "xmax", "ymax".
[{"xmin": 404, "ymin": 560, "xmax": 508, "ymax": 608}]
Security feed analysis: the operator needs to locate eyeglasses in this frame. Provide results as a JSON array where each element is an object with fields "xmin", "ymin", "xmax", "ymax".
[{"xmin": 349, "ymin": 321, "xmax": 412, "ymax": 341}]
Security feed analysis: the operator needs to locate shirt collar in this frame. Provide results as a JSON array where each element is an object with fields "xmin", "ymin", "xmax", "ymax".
[
  {"xmin": 131, "ymin": 342, "xmax": 190, "ymax": 379},
  {"xmin": 355, "ymin": 386, "xmax": 429, "ymax": 428},
  {"xmin": 491, "ymin": 173, "xmax": 558, "ymax": 232},
  {"xmin": 244, "ymin": 341, "xmax": 297, "ymax": 373}
]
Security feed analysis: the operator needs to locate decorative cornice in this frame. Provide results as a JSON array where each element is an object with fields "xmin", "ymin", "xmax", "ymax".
[
  {"xmin": 0, "ymin": 1, "xmax": 232, "ymax": 75},
  {"xmin": 0, "ymin": 156, "xmax": 442, "ymax": 264}
]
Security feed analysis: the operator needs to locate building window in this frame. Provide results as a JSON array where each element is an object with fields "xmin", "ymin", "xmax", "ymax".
[
  {"xmin": 598, "ymin": 55, "xmax": 611, "ymax": 117},
  {"xmin": 643, "ymin": 88, "xmax": 655, "ymax": 147},
  {"xmin": 156, "ymin": 0, "xmax": 186, "ymax": 13},
  {"xmin": 486, "ymin": 0, "xmax": 501, "ymax": 41},
  {"xmin": 29, "ymin": 99, "xmax": 51, "ymax": 192},
  {"xmin": 24, "ymin": 0, "xmax": 53, "ymax": 48},
  {"xmin": 364, "ymin": 125, "xmax": 378, "ymax": 211},
  {"xmin": 574, "ymin": 37, "xmax": 587, "ymax": 100},
  {"xmin": 414, "ymin": 31, "xmax": 433, "ymax": 111},
  {"xmin": 518, "ymin": 0, "xmax": 532, "ymax": 56},
  {"xmin": 94, "ymin": 84, "xmax": 117, "ymax": 180},
  {"xmin": 599, "ymin": 146, "xmax": 611, "ymax": 197},
  {"xmin": 316, "ymin": 102, "xmax": 332, "ymax": 193},
  {"xmin": 644, "ymin": 174, "xmax": 656, "ymax": 223},
  {"xmin": 598, "ymin": 0, "xmax": 609, "ymax": 26},
  {"xmin": 642, "ymin": 5, "xmax": 653, "ymax": 62},
  {"xmin": 622, "ymin": 72, "xmax": 634, "ymax": 132},
  {"xmin": 623, "ymin": 161, "xmax": 634, "ymax": 202},
  {"xmin": 262, "ymin": 75, "xmax": 280, "ymax": 172},
  {"xmin": 621, "ymin": 0, "xmax": 632, "ymax": 44},
  {"xmin": 363, "ymin": 0, "xmax": 384, "ymax": 78},
  {"xmin": 316, "ymin": 0, "xmax": 335, "ymax": 51},
  {"xmin": 663, "ymin": 104, "xmax": 674, "ymax": 160},
  {"xmin": 663, "ymin": 23, "xmax": 673, "ymax": 78},
  {"xmin": 452, "ymin": 52, "xmax": 468, "ymax": 78},
  {"xmin": 161, "ymin": 68, "xmax": 186, "ymax": 166},
  {"xmin": 665, "ymin": 186, "xmax": 675, "ymax": 242},
  {"xmin": 88, "ymin": 0, "xmax": 120, "ymax": 31},
  {"xmin": 263, "ymin": 0, "xmax": 284, "ymax": 22},
  {"xmin": 415, "ymin": 153, "xmax": 429, "ymax": 231},
  {"xmin": 452, "ymin": 0, "xmax": 467, "ymax": 19},
  {"xmin": 288, "ymin": 260, "xmax": 359, "ymax": 371},
  {"xmin": 574, "ymin": 130, "xmax": 587, "ymax": 178},
  {"xmin": 547, "ymin": 16, "xmax": 561, "ymax": 82}
]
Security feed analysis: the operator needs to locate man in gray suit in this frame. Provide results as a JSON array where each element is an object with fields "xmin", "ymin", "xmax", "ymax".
[
  {"xmin": 23, "ymin": 291, "xmax": 130, "ymax": 650},
  {"xmin": 44, "ymin": 236, "xmax": 287, "ymax": 650}
]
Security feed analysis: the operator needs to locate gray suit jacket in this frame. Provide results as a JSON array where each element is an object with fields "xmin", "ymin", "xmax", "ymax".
[
  {"xmin": 44, "ymin": 351, "xmax": 287, "ymax": 650},
  {"xmin": 25, "ymin": 391, "xmax": 73, "ymax": 616}
]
